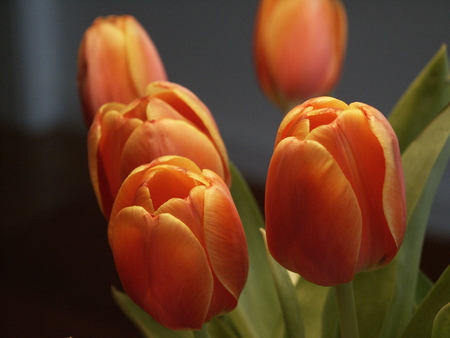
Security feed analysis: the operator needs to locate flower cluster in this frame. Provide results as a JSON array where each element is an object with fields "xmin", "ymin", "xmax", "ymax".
[
  {"xmin": 76, "ymin": 1, "xmax": 450, "ymax": 336},
  {"xmin": 78, "ymin": 15, "xmax": 247, "ymax": 330}
]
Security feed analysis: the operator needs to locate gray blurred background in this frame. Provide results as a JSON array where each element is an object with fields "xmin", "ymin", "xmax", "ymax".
[{"xmin": 1, "ymin": 1, "xmax": 449, "ymax": 336}]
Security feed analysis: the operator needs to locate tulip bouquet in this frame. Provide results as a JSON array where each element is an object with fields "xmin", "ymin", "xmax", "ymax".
[{"xmin": 77, "ymin": 2, "xmax": 450, "ymax": 337}]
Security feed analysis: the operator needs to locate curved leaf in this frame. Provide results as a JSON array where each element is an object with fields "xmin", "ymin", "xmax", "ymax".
[
  {"xmin": 402, "ymin": 266, "xmax": 450, "ymax": 338},
  {"xmin": 389, "ymin": 44, "xmax": 450, "ymax": 152},
  {"xmin": 227, "ymin": 163, "xmax": 281, "ymax": 338},
  {"xmin": 432, "ymin": 302, "xmax": 450, "ymax": 338},
  {"xmin": 380, "ymin": 103, "xmax": 450, "ymax": 338},
  {"xmin": 260, "ymin": 229, "xmax": 305, "ymax": 338},
  {"xmin": 295, "ymin": 278, "xmax": 334, "ymax": 338}
]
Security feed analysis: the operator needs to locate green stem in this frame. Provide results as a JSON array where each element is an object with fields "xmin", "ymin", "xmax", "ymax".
[
  {"xmin": 335, "ymin": 282, "xmax": 360, "ymax": 338},
  {"xmin": 193, "ymin": 324, "xmax": 210, "ymax": 338}
]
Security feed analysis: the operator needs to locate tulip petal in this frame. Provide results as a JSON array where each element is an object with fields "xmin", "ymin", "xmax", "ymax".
[
  {"xmin": 120, "ymin": 119, "xmax": 225, "ymax": 182},
  {"xmin": 89, "ymin": 106, "xmax": 143, "ymax": 218},
  {"xmin": 108, "ymin": 206, "xmax": 213, "ymax": 330},
  {"xmin": 352, "ymin": 103, "xmax": 406, "ymax": 250},
  {"xmin": 155, "ymin": 189, "xmax": 205, "ymax": 243},
  {"xmin": 265, "ymin": 137, "xmax": 361, "ymax": 286},
  {"xmin": 123, "ymin": 16, "xmax": 167, "ymax": 97},
  {"xmin": 109, "ymin": 164, "xmax": 151, "ymax": 222},
  {"xmin": 146, "ymin": 82, "xmax": 230, "ymax": 184},
  {"xmin": 276, "ymin": 97, "xmax": 347, "ymax": 144},
  {"xmin": 145, "ymin": 97, "xmax": 192, "ymax": 123},
  {"xmin": 83, "ymin": 19, "xmax": 137, "ymax": 111},
  {"xmin": 307, "ymin": 109, "xmax": 398, "ymax": 270},
  {"xmin": 201, "ymin": 171, "xmax": 248, "ymax": 306},
  {"xmin": 145, "ymin": 168, "xmax": 196, "ymax": 210},
  {"xmin": 94, "ymin": 108, "xmax": 142, "ymax": 219}
]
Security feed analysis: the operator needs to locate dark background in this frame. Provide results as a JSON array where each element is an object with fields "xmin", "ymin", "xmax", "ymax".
[{"xmin": 1, "ymin": 1, "xmax": 449, "ymax": 337}]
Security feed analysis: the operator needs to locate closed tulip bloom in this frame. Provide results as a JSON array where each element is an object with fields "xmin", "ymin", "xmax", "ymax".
[
  {"xmin": 108, "ymin": 156, "xmax": 248, "ymax": 330},
  {"xmin": 265, "ymin": 97, "xmax": 406, "ymax": 286},
  {"xmin": 254, "ymin": 0, "xmax": 347, "ymax": 111},
  {"xmin": 88, "ymin": 81, "xmax": 230, "ymax": 219},
  {"xmin": 78, "ymin": 15, "xmax": 167, "ymax": 126}
]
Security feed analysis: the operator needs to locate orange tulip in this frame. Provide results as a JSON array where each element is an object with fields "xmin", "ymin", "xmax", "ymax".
[
  {"xmin": 88, "ymin": 81, "xmax": 230, "ymax": 219},
  {"xmin": 78, "ymin": 15, "xmax": 167, "ymax": 126},
  {"xmin": 254, "ymin": 0, "xmax": 347, "ymax": 111},
  {"xmin": 108, "ymin": 156, "xmax": 248, "ymax": 330},
  {"xmin": 265, "ymin": 97, "xmax": 406, "ymax": 286}
]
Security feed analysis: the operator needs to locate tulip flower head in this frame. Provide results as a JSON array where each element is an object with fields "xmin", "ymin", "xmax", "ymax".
[
  {"xmin": 254, "ymin": 0, "xmax": 347, "ymax": 111},
  {"xmin": 108, "ymin": 156, "xmax": 248, "ymax": 330},
  {"xmin": 78, "ymin": 15, "xmax": 167, "ymax": 126},
  {"xmin": 88, "ymin": 81, "xmax": 230, "ymax": 219},
  {"xmin": 265, "ymin": 97, "xmax": 406, "ymax": 286}
]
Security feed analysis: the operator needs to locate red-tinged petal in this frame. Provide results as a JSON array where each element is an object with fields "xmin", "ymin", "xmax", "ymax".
[
  {"xmin": 93, "ymin": 107, "xmax": 143, "ymax": 217},
  {"xmin": 83, "ymin": 19, "xmax": 137, "ymax": 112},
  {"xmin": 275, "ymin": 97, "xmax": 347, "ymax": 145},
  {"xmin": 265, "ymin": 137, "xmax": 361, "ymax": 286},
  {"xmin": 306, "ymin": 109, "xmax": 397, "ymax": 270},
  {"xmin": 353, "ymin": 103, "xmax": 406, "ymax": 252},
  {"xmin": 108, "ymin": 207, "xmax": 213, "ymax": 330},
  {"xmin": 145, "ymin": 97, "xmax": 192, "ymax": 123},
  {"xmin": 150, "ymin": 156, "xmax": 205, "ymax": 176},
  {"xmin": 123, "ymin": 16, "xmax": 167, "ymax": 98},
  {"xmin": 119, "ymin": 119, "xmax": 225, "ymax": 183},
  {"xmin": 87, "ymin": 116, "xmax": 102, "ymax": 208},
  {"xmin": 145, "ymin": 167, "xmax": 197, "ymax": 210},
  {"xmin": 155, "ymin": 191, "xmax": 205, "ymax": 246},
  {"xmin": 146, "ymin": 81, "xmax": 230, "ymax": 185},
  {"xmin": 109, "ymin": 164, "xmax": 152, "ymax": 223},
  {"xmin": 267, "ymin": 1, "xmax": 336, "ymax": 98},
  {"xmin": 202, "ymin": 170, "xmax": 248, "ymax": 301}
]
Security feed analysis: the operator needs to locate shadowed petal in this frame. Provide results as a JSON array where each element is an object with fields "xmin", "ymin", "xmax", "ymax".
[
  {"xmin": 202, "ymin": 171, "xmax": 248, "ymax": 301},
  {"xmin": 307, "ymin": 109, "xmax": 397, "ymax": 270},
  {"xmin": 123, "ymin": 16, "xmax": 167, "ymax": 98},
  {"xmin": 108, "ymin": 206, "xmax": 213, "ymax": 330},
  {"xmin": 266, "ymin": 137, "xmax": 361, "ymax": 286},
  {"xmin": 120, "ymin": 119, "xmax": 225, "ymax": 182}
]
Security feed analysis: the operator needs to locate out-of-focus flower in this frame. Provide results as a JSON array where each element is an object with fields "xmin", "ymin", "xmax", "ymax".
[
  {"xmin": 78, "ymin": 15, "xmax": 167, "ymax": 126},
  {"xmin": 265, "ymin": 97, "xmax": 406, "ymax": 286},
  {"xmin": 108, "ymin": 156, "xmax": 248, "ymax": 330},
  {"xmin": 254, "ymin": 0, "xmax": 347, "ymax": 112},
  {"xmin": 88, "ymin": 81, "xmax": 230, "ymax": 219}
]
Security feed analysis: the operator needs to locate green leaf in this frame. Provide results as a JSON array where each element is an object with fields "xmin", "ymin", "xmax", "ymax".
[
  {"xmin": 111, "ymin": 286, "xmax": 195, "ymax": 338},
  {"xmin": 380, "ymin": 102, "xmax": 450, "ymax": 338},
  {"xmin": 321, "ymin": 287, "xmax": 340, "ymax": 338},
  {"xmin": 227, "ymin": 163, "xmax": 281, "ymax": 338},
  {"xmin": 352, "ymin": 260, "xmax": 398, "ymax": 338},
  {"xmin": 295, "ymin": 278, "xmax": 335, "ymax": 338},
  {"xmin": 260, "ymin": 229, "xmax": 305, "ymax": 338},
  {"xmin": 402, "ymin": 266, "xmax": 450, "ymax": 338},
  {"xmin": 207, "ymin": 316, "xmax": 239, "ymax": 338},
  {"xmin": 433, "ymin": 301, "xmax": 450, "ymax": 338},
  {"xmin": 415, "ymin": 271, "xmax": 434, "ymax": 310},
  {"xmin": 389, "ymin": 44, "xmax": 450, "ymax": 153}
]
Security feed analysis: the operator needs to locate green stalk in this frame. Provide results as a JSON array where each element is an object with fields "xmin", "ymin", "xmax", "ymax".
[{"xmin": 335, "ymin": 282, "xmax": 359, "ymax": 338}]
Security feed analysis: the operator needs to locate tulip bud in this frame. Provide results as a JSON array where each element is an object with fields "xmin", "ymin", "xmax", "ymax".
[
  {"xmin": 265, "ymin": 97, "xmax": 406, "ymax": 286},
  {"xmin": 108, "ymin": 156, "xmax": 248, "ymax": 330},
  {"xmin": 78, "ymin": 15, "xmax": 167, "ymax": 126},
  {"xmin": 254, "ymin": 0, "xmax": 347, "ymax": 111},
  {"xmin": 88, "ymin": 81, "xmax": 230, "ymax": 219}
]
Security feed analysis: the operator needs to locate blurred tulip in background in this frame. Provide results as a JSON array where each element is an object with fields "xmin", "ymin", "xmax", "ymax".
[
  {"xmin": 265, "ymin": 97, "xmax": 406, "ymax": 286},
  {"xmin": 78, "ymin": 15, "xmax": 167, "ymax": 126},
  {"xmin": 254, "ymin": 0, "xmax": 347, "ymax": 112},
  {"xmin": 108, "ymin": 156, "xmax": 248, "ymax": 330}
]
